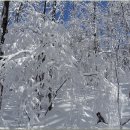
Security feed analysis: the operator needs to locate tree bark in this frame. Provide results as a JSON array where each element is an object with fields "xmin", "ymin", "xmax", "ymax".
[
  {"xmin": 52, "ymin": 1, "xmax": 56, "ymax": 22},
  {"xmin": 93, "ymin": 2, "xmax": 98, "ymax": 54},
  {"xmin": 1, "ymin": 1, "xmax": 9, "ymax": 44},
  {"xmin": 43, "ymin": 1, "xmax": 46, "ymax": 15},
  {"xmin": 0, "ymin": 1, "xmax": 9, "ymax": 59},
  {"xmin": 15, "ymin": 2, "xmax": 23, "ymax": 23},
  {"xmin": 0, "ymin": 82, "xmax": 3, "ymax": 110}
]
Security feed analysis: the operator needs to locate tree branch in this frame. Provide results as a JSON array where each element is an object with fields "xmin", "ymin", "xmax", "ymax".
[
  {"xmin": 122, "ymin": 118, "xmax": 130, "ymax": 126},
  {"xmin": 55, "ymin": 79, "xmax": 67, "ymax": 95},
  {"xmin": 45, "ymin": 79, "xmax": 68, "ymax": 116},
  {"xmin": 0, "ymin": 82, "xmax": 3, "ymax": 110}
]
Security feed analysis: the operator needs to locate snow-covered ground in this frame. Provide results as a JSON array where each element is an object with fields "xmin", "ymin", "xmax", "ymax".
[{"xmin": 121, "ymin": 83, "xmax": 130, "ymax": 129}]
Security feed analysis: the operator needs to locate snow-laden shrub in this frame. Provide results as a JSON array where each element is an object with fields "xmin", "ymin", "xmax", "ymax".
[{"xmin": 0, "ymin": 16, "xmax": 77, "ymax": 127}]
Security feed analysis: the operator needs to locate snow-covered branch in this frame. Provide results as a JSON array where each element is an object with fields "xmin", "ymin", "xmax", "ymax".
[{"xmin": 0, "ymin": 50, "xmax": 32, "ymax": 61}]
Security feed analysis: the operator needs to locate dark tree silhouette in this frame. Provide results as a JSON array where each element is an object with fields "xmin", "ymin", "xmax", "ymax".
[
  {"xmin": 1, "ymin": 1, "xmax": 9, "ymax": 44},
  {"xmin": 0, "ymin": 1, "xmax": 9, "ymax": 60},
  {"xmin": 43, "ymin": 1, "xmax": 46, "ymax": 15},
  {"xmin": 0, "ymin": 82, "xmax": 3, "ymax": 110}
]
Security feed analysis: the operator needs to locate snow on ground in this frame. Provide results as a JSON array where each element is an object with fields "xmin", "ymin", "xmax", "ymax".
[
  {"xmin": 121, "ymin": 83, "xmax": 130, "ymax": 129},
  {"xmin": 36, "ymin": 67, "xmax": 120, "ymax": 129},
  {"xmin": 0, "ymin": 58, "xmax": 121, "ymax": 128}
]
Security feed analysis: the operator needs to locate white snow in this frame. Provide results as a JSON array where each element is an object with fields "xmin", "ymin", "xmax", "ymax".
[{"xmin": 0, "ymin": 1, "xmax": 130, "ymax": 129}]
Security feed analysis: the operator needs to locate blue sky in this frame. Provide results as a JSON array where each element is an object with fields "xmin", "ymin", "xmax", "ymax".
[
  {"xmin": 7, "ymin": 1, "xmax": 108, "ymax": 25},
  {"xmin": 62, "ymin": 1, "xmax": 108, "ymax": 22}
]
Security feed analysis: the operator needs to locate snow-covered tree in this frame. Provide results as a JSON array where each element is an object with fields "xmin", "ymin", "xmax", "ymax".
[{"xmin": 0, "ymin": 1, "xmax": 130, "ymax": 129}]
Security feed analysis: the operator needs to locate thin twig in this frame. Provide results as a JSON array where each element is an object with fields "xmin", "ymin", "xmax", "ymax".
[
  {"xmin": 55, "ymin": 79, "xmax": 67, "ymax": 95},
  {"xmin": 122, "ymin": 118, "xmax": 130, "ymax": 126},
  {"xmin": 24, "ymin": 110, "xmax": 30, "ymax": 122},
  {"xmin": 45, "ymin": 79, "xmax": 68, "ymax": 116}
]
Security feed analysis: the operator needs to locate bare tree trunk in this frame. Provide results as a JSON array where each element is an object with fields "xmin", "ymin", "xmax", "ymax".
[
  {"xmin": 15, "ymin": 2, "xmax": 23, "ymax": 23},
  {"xmin": 0, "ymin": 1, "xmax": 9, "ymax": 59},
  {"xmin": 52, "ymin": 1, "xmax": 56, "ymax": 22},
  {"xmin": 115, "ymin": 45, "xmax": 122, "ymax": 129},
  {"xmin": 93, "ymin": 2, "xmax": 98, "ymax": 54},
  {"xmin": 108, "ymin": 3, "xmax": 122, "ymax": 128},
  {"xmin": 93, "ymin": 2, "xmax": 98, "ymax": 72},
  {"xmin": 120, "ymin": 3, "xmax": 129, "ymax": 43},
  {"xmin": 1, "ymin": 1, "xmax": 9, "ymax": 44},
  {"xmin": 43, "ymin": 1, "xmax": 46, "ymax": 15},
  {"xmin": 43, "ymin": 1, "xmax": 47, "ymax": 21},
  {"xmin": 0, "ymin": 1, "xmax": 9, "ymax": 110},
  {"xmin": 0, "ymin": 83, "xmax": 3, "ymax": 110}
]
